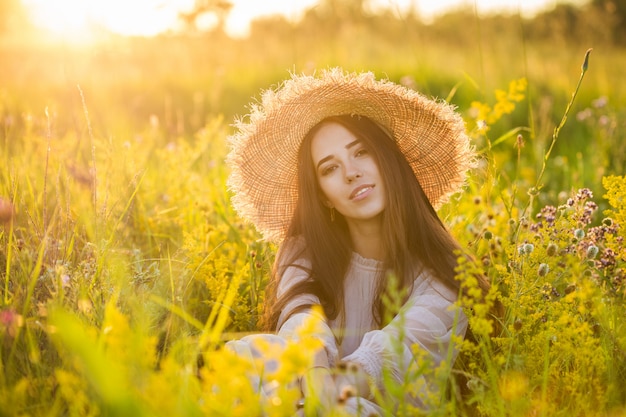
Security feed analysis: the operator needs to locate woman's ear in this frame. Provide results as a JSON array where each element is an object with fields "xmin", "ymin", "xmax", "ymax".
[{"xmin": 318, "ymin": 191, "xmax": 333, "ymax": 208}]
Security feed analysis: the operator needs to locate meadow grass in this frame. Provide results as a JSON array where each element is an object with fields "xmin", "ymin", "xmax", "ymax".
[{"xmin": 1, "ymin": 26, "xmax": 626, "ymax": 416}]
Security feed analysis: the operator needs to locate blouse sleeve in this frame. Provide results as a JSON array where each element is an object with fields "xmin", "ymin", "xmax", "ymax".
[
  {"xmin": 274, "ymin": 254, "xmax": 339, "ymax": 368},
  {"xmin": 341, "ymin": 270, "xmax": 467, "ymax": 402}
]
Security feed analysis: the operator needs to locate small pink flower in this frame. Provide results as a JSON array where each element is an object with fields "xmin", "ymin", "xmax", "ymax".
[
  {"xmin": 0, "ymin": 197, "xmax": 14, "ymax": 224},
  {"xmin": 0, "ymin": 309, "xmax": 24, "ymax": 337},
  {"xmin": 0, "ymin": 309, "xmax": 15, "ymax": 326},
  {"xmin": 592, "ymin": 96, "xmax": 608, "ymax": 109}
]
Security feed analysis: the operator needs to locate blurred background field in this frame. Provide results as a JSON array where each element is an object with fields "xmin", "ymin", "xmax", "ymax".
[
  {"xmin": 2, "ymin": 0, "xmax": 625, "ymax": 195},
  {"xmin": 1, "ymin": 0, "xmax": 626, "ymax": 416}
]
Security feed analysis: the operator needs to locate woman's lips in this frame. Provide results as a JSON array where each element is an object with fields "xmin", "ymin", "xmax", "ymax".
[{"xmin": 350, "ymin": 184, "xmax": 375, "ymax": 201}]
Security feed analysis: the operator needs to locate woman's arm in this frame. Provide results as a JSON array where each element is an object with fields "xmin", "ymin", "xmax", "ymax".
[{"xmin": 341, "ymin": 271, "xmax": 468, "ymax": 405}]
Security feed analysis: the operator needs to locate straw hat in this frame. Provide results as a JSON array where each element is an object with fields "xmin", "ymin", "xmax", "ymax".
[{"xmin": 227, "ymin": 68, "xmax": 475, "ymax": 242}]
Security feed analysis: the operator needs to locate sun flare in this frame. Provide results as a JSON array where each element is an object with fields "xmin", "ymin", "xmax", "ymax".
[
  {"xmin": 21, "ymin": 0, "xmax": 561, "ymax": 42},
  {"xmin": 23, "ymin": 0, "xmax": 195, "ymax": 39},
  {"xmin": 24, "ymin": 0, "xmax": 91, "ymax": 37},
  {"xmin": 22, "ymin": 0, "xmax": 320, "ymax": 40}
]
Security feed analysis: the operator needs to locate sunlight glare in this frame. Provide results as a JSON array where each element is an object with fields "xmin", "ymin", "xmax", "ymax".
[
  {"xmin": 22, "ymin": 0, "xmax": 562, "ymax": 40},
  {"xmin": 23, "ymin": 0, "xmax": 195, "ymax": 39},
  {"xmin": 225, "ymin": 0, "xmax": 319, "ymax": 37},
  {"xmin": 92, "ymin": 0, "xmax": 195, "ymax": 36},
  {"xmin": 23, "ymin": 0, "xmax": 92, "ymax": 37},
  {"xmin": 374, "ymin": 0, "xmax": 562, "ymax": 21}
]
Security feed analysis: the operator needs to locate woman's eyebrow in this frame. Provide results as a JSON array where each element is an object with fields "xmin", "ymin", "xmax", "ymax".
[
  {"xmin": 316, "ymin": 140, "xmax": 362, "ymax": 169},
  {"xmin": 345, "ymin": 139, "xmax": 360, "ymax": 149},
  {"xmin": 316, "ymin": 155, "xmax": 333, "ymax": 170}
]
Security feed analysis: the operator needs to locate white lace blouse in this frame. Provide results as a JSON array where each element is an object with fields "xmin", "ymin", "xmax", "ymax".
[{"xmin": 275, "ymin": 250, "xmax": 468, "ymax": 404}]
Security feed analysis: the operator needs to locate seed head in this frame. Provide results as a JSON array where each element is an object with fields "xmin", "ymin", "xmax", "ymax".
[{"xmin": 581, "ymin": 48, "xmax": 592, "ymax": 73}]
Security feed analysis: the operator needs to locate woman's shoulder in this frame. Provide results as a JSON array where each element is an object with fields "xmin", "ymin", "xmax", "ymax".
[
  {"xmin": 277, "ymin": 235, "xmax": 309, "ymax": 266},
  {"xmin": 412, "ymin": 267, "xmax": 458, "ymax": 303},
  {"xmin": 276, "ymin": 236, "xmax": 312, "ymax": 296},
  {"xmin": 279, "ymin": 235, "xmax": 306, "ymax": 253}
]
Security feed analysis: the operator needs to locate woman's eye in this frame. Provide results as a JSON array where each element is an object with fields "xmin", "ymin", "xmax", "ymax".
[
  {"xmin": 321, "ymin": 165, "xmax": 337, "ymax": 176},
  {"xmin": 355, "ymin": 148, "xmax": 368, "ymax": 157}
]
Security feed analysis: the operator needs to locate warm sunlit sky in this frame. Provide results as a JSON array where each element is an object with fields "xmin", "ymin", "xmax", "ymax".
[{"xmin": 23, "ymin": 0, "xmax": 573, "ymax": 39}]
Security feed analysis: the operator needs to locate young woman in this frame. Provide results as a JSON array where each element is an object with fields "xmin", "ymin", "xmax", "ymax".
[{"xmin": 227, "ymin": 68, "xmax": 487, "ymax": 415}]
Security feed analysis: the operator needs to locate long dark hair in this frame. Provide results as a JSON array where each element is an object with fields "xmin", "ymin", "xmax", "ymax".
[{"xmin": 262, "ymin": 114, "xmax": 484, "ymax": 331}]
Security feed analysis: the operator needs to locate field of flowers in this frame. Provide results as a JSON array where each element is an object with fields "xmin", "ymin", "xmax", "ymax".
[{"xmin": 1, "ymin": 24, "xmax": 626, "ymax": 417}]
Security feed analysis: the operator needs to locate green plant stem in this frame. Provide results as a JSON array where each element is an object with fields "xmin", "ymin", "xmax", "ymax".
[
  {"xmin": 514, "ymin": 48, "xmax": 592, "ymax": 245},
  {"xmin": 43, "ymin": 107, "xmax": 51, "ymax": 237},
  {"xmin": 3, "ymin": 185, "xmax": 18, "ymax": 305},
  {"xmin": 533, "ymin": 48, "xmax": 592, "ymax": 193},
  {"xmin": 540, "ymin": 336, "xmax": 551, "ymax": 417},
  {"xmin": 3, "ymin": 217, "xmax": 14, "ymax": 305},
  {"xmin": 77, "ymin": 85, "xmax": 98, "ymax": 240}
]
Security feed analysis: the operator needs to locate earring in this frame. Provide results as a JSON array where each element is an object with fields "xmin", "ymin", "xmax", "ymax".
[{"xmin": 330, "ymin": 207, "xmax": 335, "ymax": 222}]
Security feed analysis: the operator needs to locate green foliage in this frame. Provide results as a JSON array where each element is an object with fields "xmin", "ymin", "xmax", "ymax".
[
  {"xmin": 438, "ymin": 61, "xmax": 626, "ymax": 415},
  {"xmin": 452, "ymin": 183, "xmax": 626, "ymax": 415}
]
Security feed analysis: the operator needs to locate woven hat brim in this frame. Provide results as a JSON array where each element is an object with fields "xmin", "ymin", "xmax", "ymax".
[{"xmin": 227, "ymin": 68, "xmax": 475, "ymax": 242}]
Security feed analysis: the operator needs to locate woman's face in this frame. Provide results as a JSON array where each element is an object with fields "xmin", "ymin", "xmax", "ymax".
[{"xmin": 310, "ymin": 122, "xmax": 386, "ymax": 226}]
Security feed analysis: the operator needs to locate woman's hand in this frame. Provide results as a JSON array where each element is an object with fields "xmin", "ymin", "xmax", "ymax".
[
  {"xmin": 301, "ymin": 367, "xmax": 338, "ymax": 413},
  {"xmin": 299, "ymin": 361, "xmax": 372, "ymax": 412},
  {"xmin": 334, "ymin": 361, "xmax": 371, "ymax": 401}
]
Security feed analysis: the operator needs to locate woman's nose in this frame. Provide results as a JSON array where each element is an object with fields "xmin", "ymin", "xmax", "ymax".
[{"xmin": 345, "ymin": 166, "xmax": 362, "ymax": 183}]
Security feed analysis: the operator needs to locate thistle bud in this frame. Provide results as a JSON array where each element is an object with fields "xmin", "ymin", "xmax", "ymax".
[
  {"xmin": 518, "ymin": 243, "xmax": 534, "ymax": 255},
  {"xmin": 586, "ymin": 245, "xmax": 599, "ymax": 259},
  {"xmin": 546, "ymin": 243, "xmax": 559, "ymax": 257}
]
